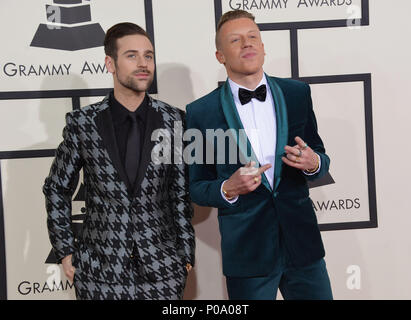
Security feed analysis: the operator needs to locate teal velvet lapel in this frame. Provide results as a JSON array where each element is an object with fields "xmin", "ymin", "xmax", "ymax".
[
  {"xmin": 219, "ymin": 75, "xmax": 289, "ymax": 193},
  {"xmin": 266, "ymin": 75, "xmax": 289, "ymax": 192},
  {"xmin": 220, "ymin": 79, "xmax": 272, "ymax": 192}
]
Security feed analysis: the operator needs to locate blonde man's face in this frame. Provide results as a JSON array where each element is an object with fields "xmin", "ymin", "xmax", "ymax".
[{"xmin": 216, "ymin": 18, "xmax": 265, "ymax": 80}]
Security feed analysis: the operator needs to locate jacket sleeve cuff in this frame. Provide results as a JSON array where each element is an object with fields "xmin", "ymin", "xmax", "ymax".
[
  {"xmin": 303, "ymin": 153, "xmax": 321, "ymax": 176},
  {"xmin": 220, "ymin": 180, "xmax": 239, "ymax": 204},
  {"xmin": 53, "ymin": 247, "xmax": 75, "ymax": 264}
]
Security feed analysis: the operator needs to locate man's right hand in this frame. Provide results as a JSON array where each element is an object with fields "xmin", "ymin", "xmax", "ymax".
[
  {"xmin": 222, "ymin": 161, "xmax": 272, "ymax": 199},
  {"xmin": 62, "ymin": 254, "xmax": 75, "ymax": 283}
]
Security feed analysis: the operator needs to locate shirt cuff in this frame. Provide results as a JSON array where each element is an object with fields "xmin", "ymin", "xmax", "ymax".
[
  {"xmin": 220, "ymin": 180, "xmax": 239, "ymax": 204},
  {"xmin": 303, "ymin": 153, "xmax": 321, "ymax": 176}
]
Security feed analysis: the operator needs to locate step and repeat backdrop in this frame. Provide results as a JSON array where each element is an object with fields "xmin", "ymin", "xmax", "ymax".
[{"xmin": 0, "ymin": 0, "xmax": 410, "ymax": 299}]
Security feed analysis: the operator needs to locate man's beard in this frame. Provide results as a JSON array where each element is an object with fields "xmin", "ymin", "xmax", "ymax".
[{"xmin": 116, "ymin": 69, "xmax": 154, "ymax": 93}]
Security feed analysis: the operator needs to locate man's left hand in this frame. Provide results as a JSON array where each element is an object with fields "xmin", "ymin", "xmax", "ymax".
[{"xmin": 282, "ymin": 136, "xmax": 318, "ymax": 171}]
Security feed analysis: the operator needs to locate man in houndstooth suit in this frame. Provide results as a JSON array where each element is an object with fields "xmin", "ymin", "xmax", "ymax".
[{"xmin": 43, "ymin": 23, "xmax": 195, "ymax": 300}]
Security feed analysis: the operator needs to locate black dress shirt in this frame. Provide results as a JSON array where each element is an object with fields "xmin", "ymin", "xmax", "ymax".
[{"xmin": 109, "ymin": 92, "xmax": 149, "ymax": 181}]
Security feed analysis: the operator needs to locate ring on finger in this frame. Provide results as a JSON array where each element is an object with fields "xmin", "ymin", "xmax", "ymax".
[
  {"xmin": 303, "ymin": 143, "xmax": 308, "ymax": 150},
  {"xmin": 295, "ymin": 156, "xmax": 300, "ymax": 163},
  {"xmin": 297, "ymin": 149, "xmax": 302, "ymax": 157},
  {"xmin": 254, "ymin": 176, "xmax": 259, "ymax": 183}
]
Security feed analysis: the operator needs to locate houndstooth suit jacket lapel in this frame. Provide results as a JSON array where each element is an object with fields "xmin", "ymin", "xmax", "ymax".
[
  {"xmin": 132, "ymin": 97, "xmax": 164, "ymax": 198},
  {"xmin": 94, "ymin": 95, "xmax": 165, "ymax": 197},
  {"xmin": 95, "ymin": 97, "xmax": 132, "ymax": 193}
]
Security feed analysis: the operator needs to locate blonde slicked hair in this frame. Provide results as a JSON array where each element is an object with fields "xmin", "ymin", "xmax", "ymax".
[{"xmin": 215, "ymin": 10, "xmax": 256, "ymax": 49}]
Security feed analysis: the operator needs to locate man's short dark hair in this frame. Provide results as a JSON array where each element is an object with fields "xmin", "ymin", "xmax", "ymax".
[
  {"xmin": 215, "ymin": 10, "xmax": 256, "ymax": 49},
  {"xmin": 104, "ymin": 22, "xmax": 152, "ymax": 60}
]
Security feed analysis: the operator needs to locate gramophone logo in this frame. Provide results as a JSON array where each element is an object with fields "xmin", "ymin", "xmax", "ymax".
[{"xmin": 31, "ymin": 0, "xmax": 105, "ymax": 51}]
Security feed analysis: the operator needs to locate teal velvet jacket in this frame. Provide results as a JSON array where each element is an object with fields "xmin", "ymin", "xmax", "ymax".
[{"xmin": 186, "ymin": 75, "xmax": 330, "ymax": 277}]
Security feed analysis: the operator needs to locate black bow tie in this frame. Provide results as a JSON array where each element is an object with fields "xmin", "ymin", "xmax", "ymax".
[{"xmin": 238, "ymin": 84, "xmax": 267, "ymax": 105}]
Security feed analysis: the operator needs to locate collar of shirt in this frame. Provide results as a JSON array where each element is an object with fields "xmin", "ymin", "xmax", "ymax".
[
  {"xmin": 109, "ymin": 91, "xmax": 149, "ymax": 126},
  {"xmin": 228, "ymin": 73, "xmax": 268, "ymax": 106}
]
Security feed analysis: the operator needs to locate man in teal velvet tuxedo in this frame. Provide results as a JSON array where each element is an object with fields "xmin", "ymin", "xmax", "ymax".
[{"xmin": 186, "ymin": 10, "xmax": 333, "ymax": 300}]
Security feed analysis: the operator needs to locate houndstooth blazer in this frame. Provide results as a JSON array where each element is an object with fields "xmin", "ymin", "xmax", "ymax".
[{"xmin": 43, "ymin": 94, "xmax": 195, "ymax": 284}]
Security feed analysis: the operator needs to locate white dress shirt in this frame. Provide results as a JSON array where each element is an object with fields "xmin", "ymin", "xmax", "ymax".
[{"xmin": 230, "ymin": 75, "xmax": 277, "ymax": 188}]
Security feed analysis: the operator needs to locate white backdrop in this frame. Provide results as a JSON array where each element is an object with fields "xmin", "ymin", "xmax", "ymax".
[{"xmin": 0, "ymin": 0, "xmax": 410, "ymax": 300}]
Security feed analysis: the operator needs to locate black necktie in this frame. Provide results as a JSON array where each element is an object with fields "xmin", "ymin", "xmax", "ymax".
[
  {"xmin": 125, "ymin": 113, "xmax": 140, "ymax": 187},
  {"xmin": 238, "ymin": 84, "xmax": 267, "ymax": 105}
]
